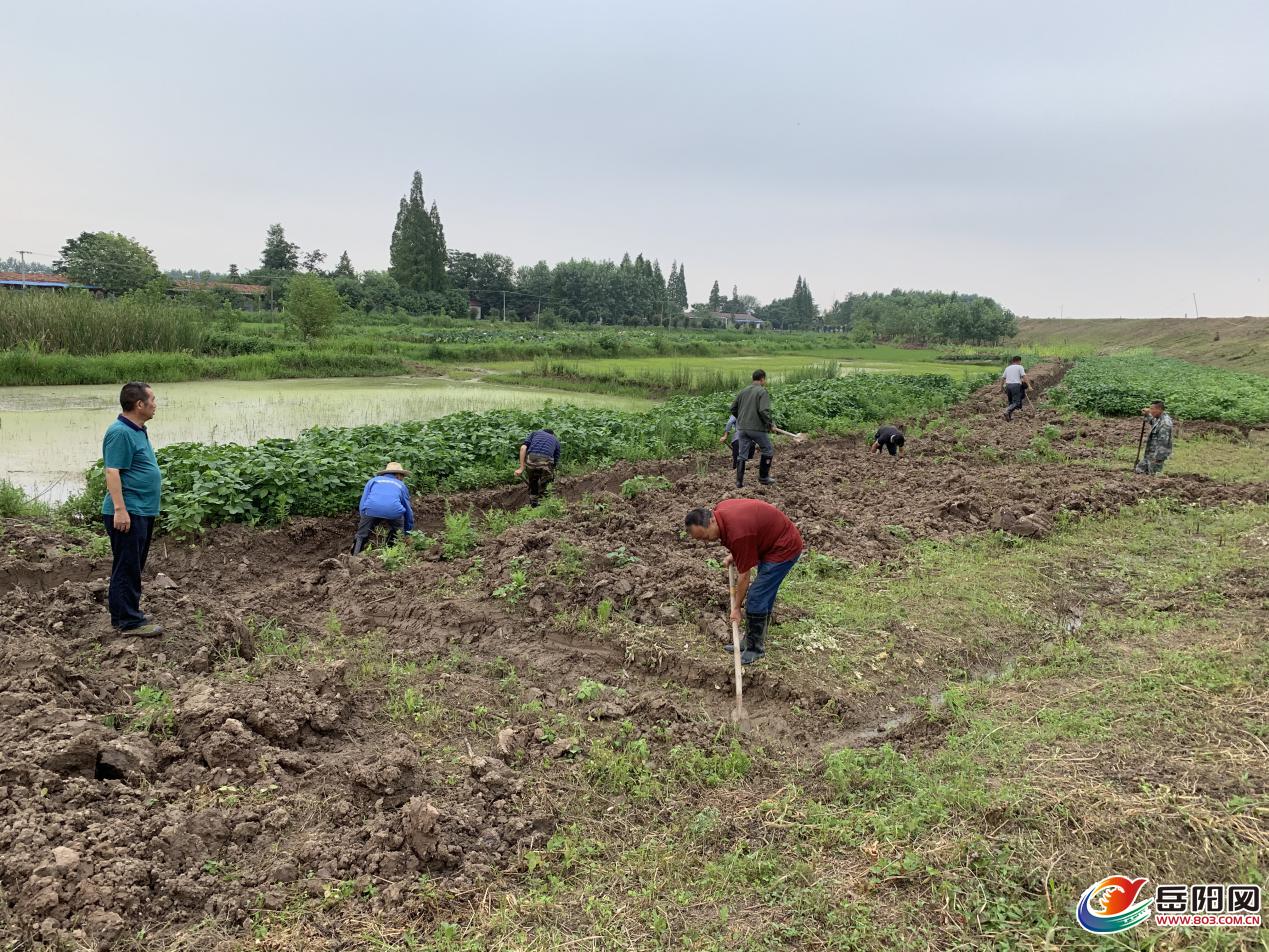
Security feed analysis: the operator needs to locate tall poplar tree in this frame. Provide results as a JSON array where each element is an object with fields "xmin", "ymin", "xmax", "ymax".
[
  {"xmin": 261, "ymin": 223, "xmax": 299, "ymax": 272},
  {"xmin": 390, "ymin": 171, "xmax": 447, "ymax": 293},
  {"xmin": 428, "ymin": 202, "xmax": 448, "ymax": 290},
  {"xmin": 708, "ymin": 280, "xmax": 721, "ymax": 310}
]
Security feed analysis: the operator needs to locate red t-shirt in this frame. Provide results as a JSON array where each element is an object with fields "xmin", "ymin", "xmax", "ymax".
[{"xmin": 714, "ymin": 499, "xmax": 803, "ymax": 573}]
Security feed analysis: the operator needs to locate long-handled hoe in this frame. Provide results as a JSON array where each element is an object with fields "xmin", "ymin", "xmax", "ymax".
[{"xmin": 727, "ymin": 564, "xmax": 751, "ymax": 730}]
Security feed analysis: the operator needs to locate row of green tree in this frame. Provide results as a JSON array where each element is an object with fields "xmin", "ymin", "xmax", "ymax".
[
  {"xmin": 41, "ymin": 169, "xmax": 1018, "ymax": 343},
  {"xmin": 820, "ymin": 290, "xmax": 1018, "ymax": 344}
]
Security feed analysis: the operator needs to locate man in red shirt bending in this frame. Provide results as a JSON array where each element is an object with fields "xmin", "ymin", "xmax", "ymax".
[{"xmin": 684, "ymin": 498, "xmax": 804, "ymax": 665}]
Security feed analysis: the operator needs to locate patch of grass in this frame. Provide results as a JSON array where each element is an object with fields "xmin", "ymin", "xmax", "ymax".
[
  {"xmin": 128, "ymin": 685, "xmax": 175, "ymax": 736},
  {"xmin": 549, "ymin": 540, "xmax": 587, "ymax": 584},
  {"xmin": 484, "ymin": 495, "xmax": 567, "ymax": 535},
  {"xmin": 386, "ymin": 686, "xmax": 442, "ymax": 726},
  {"xmin": 620, "ymin": 475, "xmax": 672, "ymax": 498},
  {"xmin": 249, "ymin": 617, "xmax": 306, "ymax": 663},
  {"xmin": 668, "ymin": 742, "xmax": 752, "ymax": 787},
  {"xmin": 1159, "ymin": 431, "xmax": 1269, "ymax": 483},
  {"xmin": 584, "ymin": 736, "xmax": 660, "ymax": 801}
]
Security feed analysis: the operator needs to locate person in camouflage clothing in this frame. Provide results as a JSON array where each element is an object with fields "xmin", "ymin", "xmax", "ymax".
[{"xmin": 1135, "ymin": 400, "xmax": 1174, "ymax": 475}]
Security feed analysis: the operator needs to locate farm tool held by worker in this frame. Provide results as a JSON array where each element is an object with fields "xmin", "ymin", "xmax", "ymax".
[{"xmin": 727, "ymin": 564, "xmax": 752, "ymax": 730}]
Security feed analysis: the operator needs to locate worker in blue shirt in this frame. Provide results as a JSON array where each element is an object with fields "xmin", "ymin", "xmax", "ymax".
[
  {"xmin": 516, "ymin": 428, "xmax": 561, "ymax": 507},
  {"xmin": 351, "ymin": 461, "xmax": 415, "ymax": 554},
  {"xmin": 718, "ymin": 413, "xmax": 756, "ymax": 471}
]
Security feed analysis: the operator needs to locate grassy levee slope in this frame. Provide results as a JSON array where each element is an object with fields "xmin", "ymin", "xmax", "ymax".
[{"xmin": 1014, "ymin": 316, "xmax": 1269, "ymax": 372}]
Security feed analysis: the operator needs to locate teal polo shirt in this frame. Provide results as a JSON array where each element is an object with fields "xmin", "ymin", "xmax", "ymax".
[{"xmin": 101, "ymin": 414, "xmax": 162, "ymax": 516}]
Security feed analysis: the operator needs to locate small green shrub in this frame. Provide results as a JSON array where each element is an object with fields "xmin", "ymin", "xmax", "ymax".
[
  {"xmin": 606, "ymin": 545, "xmax": 640, "ymax": 566},
  {"xmin": 493, "ymin": 565, "xmax": 530, "ymax": 602},
  {"xmin": 575, "ymin": 678, "xmax": 605, "ymax": 702},
  {"xmin": 129, "ymin": 685, "xmax": 174, "ymax": 735},
  {"xmin": 377, "ymin": 541, "xmax": 413, "ymax": 572},
  {"xmin": 0, "ymin": 479, "xmax": 49, "ymax": 518},
  {"xmin": 596, "ymin": 598, "xmax": 614, "ymax": 627},
  {"xmin": 442, "ymin": 511, "xmax": 478, "ymax": 560}
]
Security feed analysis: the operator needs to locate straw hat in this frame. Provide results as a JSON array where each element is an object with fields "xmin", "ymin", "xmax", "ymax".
[{"xmin": 378, "ymin": 461, "xmax": 409, "ymax": 476}]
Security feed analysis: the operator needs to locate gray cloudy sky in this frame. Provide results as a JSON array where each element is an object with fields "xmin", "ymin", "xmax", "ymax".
[{"xmin": 4, "ymin": 0, "xmax": 1267, "ymax": 317}]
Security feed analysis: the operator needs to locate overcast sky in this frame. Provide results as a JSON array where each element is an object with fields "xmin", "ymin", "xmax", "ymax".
[{"xmin": 4, "ymin": 0, "xmax": 1267, "ymax": 318}]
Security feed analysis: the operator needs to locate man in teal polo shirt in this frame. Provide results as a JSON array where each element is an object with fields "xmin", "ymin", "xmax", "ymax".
[{"xmin": 101, "ymin": 381, "xmax": 164, "ymax": 636}]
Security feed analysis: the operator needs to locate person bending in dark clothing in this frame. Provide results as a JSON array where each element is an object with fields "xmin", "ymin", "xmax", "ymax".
[{"xmin": 871, "ymin": 424, "xmax": 906, "ymax": 458}]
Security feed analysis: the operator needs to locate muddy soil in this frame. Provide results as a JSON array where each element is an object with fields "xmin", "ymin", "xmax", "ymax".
[{"xmin": 1, "ymin": 364, "xmax": 1265, "ymax": 947}]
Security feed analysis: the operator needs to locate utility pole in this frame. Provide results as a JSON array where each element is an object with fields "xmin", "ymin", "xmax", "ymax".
[
  {"xmin": 501, "ymin": 290, "xmax": 507, "ymax": 322},
  {"xmin": 1192, "ymin": 292, "xmax": 1199, "ymax": 319},
  {"xmin": 17, "ymin": 250, "xmax": 32, "ymax": 292}
]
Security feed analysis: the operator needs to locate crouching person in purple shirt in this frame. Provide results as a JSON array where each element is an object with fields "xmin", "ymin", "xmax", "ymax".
[{"xmin": 351, "ymin": 461, "xmax": 415, "ymax": 554}]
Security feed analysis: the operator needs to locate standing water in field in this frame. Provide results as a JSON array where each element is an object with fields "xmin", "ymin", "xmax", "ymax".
[{"xmin": 0, "ymin": 376, "xmax": 651, "ymax": 503}]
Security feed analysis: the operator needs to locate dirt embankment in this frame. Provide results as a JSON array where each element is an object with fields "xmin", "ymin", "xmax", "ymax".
[
  {"xmin": 1014, "ymin": 315, "xmax": 1269, "ymax": 373},
  {"xmin": 1, "ymin": 364, "xmax": 1265, "ymax": 947}
]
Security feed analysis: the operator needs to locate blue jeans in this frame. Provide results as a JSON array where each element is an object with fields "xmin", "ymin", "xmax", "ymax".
[
  {"xmin": 745, "ymin": 554, "xmax": 800, "ymax": 614},
  {"xmin": 104, "ymin": 514, "xmax": 155, "ymax": 630}
]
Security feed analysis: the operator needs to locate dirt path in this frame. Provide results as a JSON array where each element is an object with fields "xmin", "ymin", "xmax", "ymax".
[{"xmin": 1, "ymin": 366, "xmax": 1265, "ymax": 946}]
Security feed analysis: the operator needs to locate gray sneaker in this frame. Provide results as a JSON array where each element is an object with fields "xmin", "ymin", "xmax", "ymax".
[{"xmin": 123, "ymin": 622, "xmax": 164, "ymax": 638}]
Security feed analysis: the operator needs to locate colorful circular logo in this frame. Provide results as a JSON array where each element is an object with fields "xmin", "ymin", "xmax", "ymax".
[{"xmin": 1077, "ymin": 876, "xmax": 1154, "ymax": 934}]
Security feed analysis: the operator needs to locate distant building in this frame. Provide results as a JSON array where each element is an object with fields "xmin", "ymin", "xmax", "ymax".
[
  {"xmin": 702, "ymin": 309, "xmax": 764, "ymax": 330},
  {"xmin": 170, "ymin": 279, "xmax": 270, "ymax": 310},
  {"xmin": 0, "ymin": 272, "xmax": 101, "ymax": 294}
]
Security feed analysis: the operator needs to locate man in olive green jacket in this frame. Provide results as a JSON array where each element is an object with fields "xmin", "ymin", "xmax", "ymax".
[{"xmin": 730, "ymin": 369, "xmax": 775, "ymax": 488}]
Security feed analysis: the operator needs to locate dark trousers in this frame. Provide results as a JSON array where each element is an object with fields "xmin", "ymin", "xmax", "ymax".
[
  {"xmin": 1004, "ymin": 383, "xmax": 1024, "ymax": 416},
  {"xmin": 524, "ymin": 454, "xmax": 555, "ymax": 504},
  {"xmin": 729, "ymin": 439, "xmax": 757, "ymax": 468},
  {"xmin": 876, "ymin": 441, "xmax": 899, "ymax": 456},
  {"xmin": 104, "ymin": 514, "xmax": 155, "ymax": 631},
  {"xmin": 352, "ymin": 514, "xmax": 405, "ymax": 554},
  {"xmin": 737, "ymin": 430, "xmax": 774, "ymax": 462}
]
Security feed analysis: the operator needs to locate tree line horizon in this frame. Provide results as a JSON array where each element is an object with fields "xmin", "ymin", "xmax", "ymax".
[{"xmin": 24, "ymin": 170, "xmax": 1019, "ymax": 344}]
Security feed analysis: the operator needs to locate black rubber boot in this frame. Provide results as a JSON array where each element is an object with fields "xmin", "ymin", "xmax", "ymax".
[
  {"xmin": 758, "ymin": 456, "xmax": 775, "ymax": 485},
  {"xmin": 722, "ymin": 620, "xmax": 748, "ymax": 654},
  {"xmin": 735, "ymin": 458, "xmax": 746, "ymax": 488},
  {"xmin": 741, "ymin": 612, "xmax": 768, "ymax": 665}
]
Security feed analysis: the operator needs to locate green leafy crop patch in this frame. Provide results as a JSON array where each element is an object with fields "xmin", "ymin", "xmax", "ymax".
[
  {"xmin": 83, "ymin": 373, "xmax": 981, "ymax": 533},
  {"xmin": 1052, "ymin": 354, "xmax": 1269, "ymax": 424}
]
